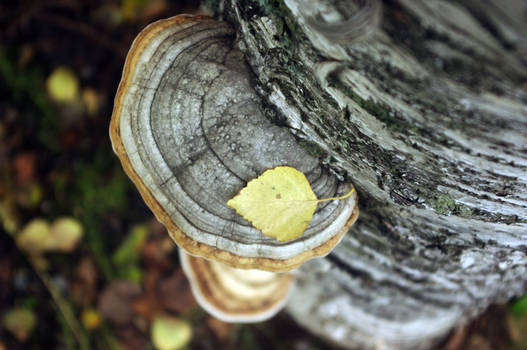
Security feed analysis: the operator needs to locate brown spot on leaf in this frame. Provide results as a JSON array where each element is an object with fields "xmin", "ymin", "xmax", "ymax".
[{"xmin": 276, "ymin": 193, "xmax": 281, "ymax": 199}]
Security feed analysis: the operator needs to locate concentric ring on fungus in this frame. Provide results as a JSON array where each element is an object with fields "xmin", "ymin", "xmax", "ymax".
[
  {"xmin": 180, "ymin": 248, "xmax": 295, "ymax": 322},
  {"xmin": 110, "ymin": 14, "xmax": 359, "ymax": 272}
]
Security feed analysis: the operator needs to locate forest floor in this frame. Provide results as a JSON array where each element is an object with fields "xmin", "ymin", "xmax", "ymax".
[{"xmin": 0, "ymin": 1, "xmax": 526, "ymax": 349}]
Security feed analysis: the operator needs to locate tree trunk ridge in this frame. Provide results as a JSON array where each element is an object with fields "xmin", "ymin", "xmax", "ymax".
[{"xmin": 217, "ymin": 0, "xmax": 527, "ymax": 348}]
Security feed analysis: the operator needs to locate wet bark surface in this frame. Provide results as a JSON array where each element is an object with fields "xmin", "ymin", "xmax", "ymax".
[{"xmin": 219, "ymin": 0, "xmax": 527, "ymax": 348}]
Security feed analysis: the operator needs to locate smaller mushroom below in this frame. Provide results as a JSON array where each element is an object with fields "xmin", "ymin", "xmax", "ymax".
[{"xmin": 179, "ymin": 248, "xmax": 295, "ymax": 323}]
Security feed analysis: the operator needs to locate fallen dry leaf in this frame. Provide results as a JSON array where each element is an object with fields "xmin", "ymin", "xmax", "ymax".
[
  {"xmin": 98, "ymin": 281, "xmax": 141, "ymax": 325},
  {"xmin": 70, "ymin": 256, "xmax": 98, "ymax": 306},
  {"xmin": 131, "ymin": 291, "xmax": 163, "ymax": 322},
  {"xmin": 13, "ymin": 153, "xmax": 36, "ymax": 185},
  {"xmin": 464, "ymin": 335, "xmax": 492, "ymax": 350},
  {"xmin": 158, "ymin": 269, "xmax": 197, "ymax": 313},
  {"xmin": 206, "ymin": 316, "xmax": 233, "ymax": 341},
  {"xmin": 141, "ymin": 237, "xmax": 174, "ymax": 272},
  {"xmin": 117, "ymin": 324, "xmax": 149, "ymax": 350}
]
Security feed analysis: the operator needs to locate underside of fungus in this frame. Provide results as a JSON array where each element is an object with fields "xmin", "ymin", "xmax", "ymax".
[
  {"xmin": 179, "ymin": 249, "xmax": 295, "ymax": 322},
  {"xmin": 109, "ymin": 14, "xmax": 359, "ymax": 272}
]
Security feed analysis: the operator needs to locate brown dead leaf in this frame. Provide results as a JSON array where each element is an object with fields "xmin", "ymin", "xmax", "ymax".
[
  {"xmin": 132, "ymin": 267, "xmax": 197, "ymax": 321},
  {"xmin": 507, "ymin": 313, "xmax": 527, "ymax": 344},
  {"xmin": 144, "ymin": 267, "xmax": 161, "ymax": 294},
  {"xmin": 13, "ymin": 153, "xmax": 36, "ymax": 185},
  {"xmin": 148, "ymin": 218, "xmax": 168, "ymax": 237},
  {"xmin": 206, "ymin": 317, "xmax": 233, "ymax": 341},
  {"xmin": 0, "ymin": 257, "xmax": 12, "ymax": 286},
  {"xmin": 441, "ymin": 325, "xmax": 468, "ymax": 350},
  {"xmin": 98, "ymin": 281, "xmax": 141, "ymax": 325},
  {"xmin": 141, "ymin": 0, "xmax": 168, "ymax": 20},
  {"xmin": 117, "ymin": 325, "xmax": 149, "ymax": 350},
  {"xmin": 158, "ymin": 269, "xmax": 196, "ymax": 313},
  {"xmin": 18, "ymin": 44, "xmax": 34, "ymax": 67},
  {"xmin": 464, "ymin": 335, "xmax": 492, "ymax": 350},
  {"xmin": 131, "ymin": 267, "xmax": 162, "ymax": 321},
  {"xmin": 141, "ymin": 238, "xmax": 173, "ymax": 272},
  {"xmin": 131, "ymin": 292, "xmax": 163, "ymax": 322},
  {"xmin": 70, "ymin": 256, "xmax": 98, "ymax": 306},
  {"xmin": 59, "ymin": 129, "xmax": 80, "ymax": 150},
  {"xmin": 0, "ymin": 257, "xmax": 11, "ymax": 303}
]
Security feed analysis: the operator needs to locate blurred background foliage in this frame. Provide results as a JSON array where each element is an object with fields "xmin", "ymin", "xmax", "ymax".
[{"xmin": 0, "ymin": 1, "xmax": 526, "ymax": 349}]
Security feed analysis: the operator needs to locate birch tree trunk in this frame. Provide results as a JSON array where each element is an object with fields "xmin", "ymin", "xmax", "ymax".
[{"xmin": 214, "ymin": 0, "xmax": 527, "ymax": 349}]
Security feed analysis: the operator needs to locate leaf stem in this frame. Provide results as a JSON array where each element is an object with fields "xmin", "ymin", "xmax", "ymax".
[{"xmin": 317, "ymin": 188, "xmax": 355, "ymax": 203}]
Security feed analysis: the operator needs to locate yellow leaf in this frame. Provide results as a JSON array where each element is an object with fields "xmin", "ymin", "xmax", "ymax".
[
  {"xmin": 16, "ymin": 219, "xmax": 52, "ymax": 254},
  {"xmin": 227, "ymin": 166, "xmax": 354, "ymax": 242},
  {"xmin": 151, "ymin": 315, "xmax": 192, "ymax": 350},
  {"xmin": 2, "ymin": 308, "xmax": 36, "ymax": 342},
  {"xmin": 46, "ymin": 67, "xmax": 79, "ymax": 103},
  {"xmin": 81, "ymin": 308, "xmax": 102, "ymax": 331},
  {"xmin": 48, "ymin": 217, "xmax": 84, "ymax": 252}
]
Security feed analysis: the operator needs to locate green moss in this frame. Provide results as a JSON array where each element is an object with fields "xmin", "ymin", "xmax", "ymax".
[
  {"xmin": 298, "ymin": 140, "xmax": 326, "ymax": 157},
  {"xmin": 256, "ymin": 0, "xmax": 302, "ymax": 34},
  {"xmin": 430, "ymin": 194, "xmax": 456, "ymax": 215},
  {"xmin": 67, "ymin": 146, "xmax": 132, "ymax": 280},
  {"xmin": 253, "ymin": 0, "xmax": 305, "ymax": 73},
  {"xmin": 511, "ymin": 295, "xmax": 527, "ymax": 316},
  {"xmin": 428, "ymin": 194, "xmax": 473, "ymax": 217}
]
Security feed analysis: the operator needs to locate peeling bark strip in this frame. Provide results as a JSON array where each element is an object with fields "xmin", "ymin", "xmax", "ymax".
[{"xmin": 218, "ymin": 0, "xmax": 527, "ymax": 349}]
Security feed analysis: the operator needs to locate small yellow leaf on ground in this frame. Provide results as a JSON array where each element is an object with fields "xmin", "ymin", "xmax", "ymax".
[
  {"xmin": 81, "ymin": 308, "xmax": 102, "ymax": 331},
  {"xmin": 82, "ymin": 87, "xmax": 100, "ymax": 116},
  {"xmin": 227, "ymin": 166, "xmax": 318, "ymax": 242},
  {"xmin": 46, "ymin": 66, "xmax": 79, "ymax": 103},
  {"xmin": 2, "ymin": 308, "xmax": 36, "ymax": 342},
  {"xmin": 16, "ymin": 219, "xmax": 52, "ymax": 254},
  {"xmin": 48, "ymin": 217, "xmax": 84, "ymax": 252},
  {"xmin": 16, "ymin": 217, "xmax": 83, "ymax": 254},
  {"xmin": 151, "ymin": 315, "xmax": 192, "ymax": 350}
]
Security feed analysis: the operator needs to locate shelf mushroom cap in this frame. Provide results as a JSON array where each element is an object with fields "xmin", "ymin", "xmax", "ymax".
[
  {"xmin": 179, "ymin": 248, "xmax": 295, "ymax": 323},
  {"xmin": 109, "ymin": 14, "xmax": 359, "ymax": 272}
]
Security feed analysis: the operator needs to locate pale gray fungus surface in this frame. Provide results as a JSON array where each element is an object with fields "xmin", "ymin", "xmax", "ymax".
[{"xmin": 110, "ymin": 15, "xmax": 358, "ymax": 272}]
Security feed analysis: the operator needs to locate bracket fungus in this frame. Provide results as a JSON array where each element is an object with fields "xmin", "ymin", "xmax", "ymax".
[
  {"xmin": 180, "ymin": 249, "xmax": 294, "ymax": 322},
  {"xmin": 110, "ymin": 14, "xmax": 359, "ymax": 272}
]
